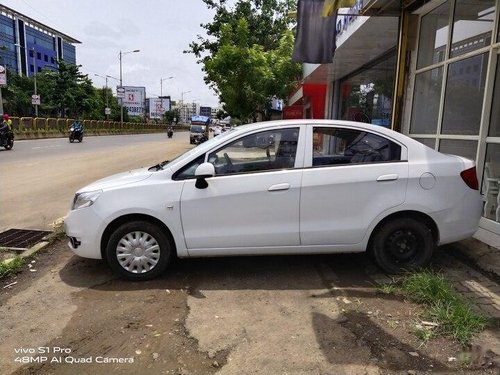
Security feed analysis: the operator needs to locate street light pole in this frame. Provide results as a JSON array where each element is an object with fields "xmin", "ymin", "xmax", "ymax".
[
  {"xmin": 119, "ymin": 49, "xmax": 140, "ymax": 125},
  {"xmin": 160, "ymin": 76, "xmax": 173, "ymax": 121},
  {"xmin": 13, "ymin": 44, "xmax": 39, "ymax": 116},
  {"xmin": 95, "ymin": 73, "xmax": 119, "ymax": 120}
]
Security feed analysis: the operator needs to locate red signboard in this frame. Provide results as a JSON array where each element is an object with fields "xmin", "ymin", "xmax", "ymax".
[{"xmin": 283, "ymin": 105, "xmax": 303, "ymax": 119}]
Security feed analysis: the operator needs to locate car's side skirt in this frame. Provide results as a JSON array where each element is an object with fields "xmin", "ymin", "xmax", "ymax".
[{"xmin": 185, "ymin": 244, "xmax": 366, "ymax": 258}]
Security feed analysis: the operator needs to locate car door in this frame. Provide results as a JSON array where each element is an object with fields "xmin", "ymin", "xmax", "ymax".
[
  {"xmin": 180, "ymin": 126, "xmax": 304, "ymax": 252},
  {"xmin": 300, "ymin": 125, "xmax": 409, "ymax": 245}
]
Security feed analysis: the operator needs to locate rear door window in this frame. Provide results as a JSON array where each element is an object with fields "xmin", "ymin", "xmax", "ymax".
[{"xmin": 312, "ymin": 127, "xmax": 401, "ymax": 166}]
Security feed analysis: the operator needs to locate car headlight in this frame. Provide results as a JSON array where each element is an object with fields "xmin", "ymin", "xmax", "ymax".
[{"xmin": 72, "ymin": 190, "xmax": 102, "ymax": 210}]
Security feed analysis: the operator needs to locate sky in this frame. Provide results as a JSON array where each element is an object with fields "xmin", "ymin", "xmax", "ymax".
[{"xmin": 2, "ymin": 0, "xmax": 222, "ymax": 107}]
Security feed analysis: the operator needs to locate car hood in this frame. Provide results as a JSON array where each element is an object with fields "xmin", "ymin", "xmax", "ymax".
[{"xmin": 77, "ymin": 167, "xmax": 153, "ymax": 193}]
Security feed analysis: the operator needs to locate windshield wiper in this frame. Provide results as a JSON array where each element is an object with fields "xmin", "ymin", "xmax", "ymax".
[{"xmin": 148, "ymin": 160, "xmax": 169, "ymax": 171}]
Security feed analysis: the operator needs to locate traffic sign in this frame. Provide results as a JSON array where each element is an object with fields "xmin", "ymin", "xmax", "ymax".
[
  {"xmin": 0, "ymin": 65, "xmax": 6, "ymax": 85},
  {"xmin": 105, "ymin": 107, "xmax": 111, "ymax": 115},
  {"xmin": 116, "ymin": 87, "xmax": 125, "ymax": 98},
  {"xmin": 31, "ymin": 94, "xmax": 41, "ymax": 105}
]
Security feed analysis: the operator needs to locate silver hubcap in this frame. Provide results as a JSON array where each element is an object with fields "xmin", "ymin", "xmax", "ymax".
[{"xmin": 116, "ymin": 231, "xmax": 160, "ymax": 274}]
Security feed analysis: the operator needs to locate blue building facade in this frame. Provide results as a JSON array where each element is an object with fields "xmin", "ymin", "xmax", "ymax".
[
  {"xmin": 0, "ymin": 4, "xmax": 79, "ymax": 77},
  {"xmin": 0, "ymin": 13, "xmax": 17, "ymax": 72}
]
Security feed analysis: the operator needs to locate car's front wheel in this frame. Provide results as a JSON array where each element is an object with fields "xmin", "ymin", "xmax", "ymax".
[
  {"xmin": 371, "ymin": 218, "xmax": 434, "ymax": 274},
  {"xmin": 105, "ymin": 221, "xmax": 171, "ymax": 280}
]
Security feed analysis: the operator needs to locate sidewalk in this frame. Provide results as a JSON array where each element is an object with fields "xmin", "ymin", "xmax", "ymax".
[
  {"xmin": 456, "ymin": 228, "xmax": 500, "ymax": 280},
  {"xmin": 443, "ymin": 228, "xmax": 500, "ymax": 319}
]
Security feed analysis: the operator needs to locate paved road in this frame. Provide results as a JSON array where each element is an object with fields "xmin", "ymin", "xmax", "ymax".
[{"xmin": 0, "ymin": 132, "xmax": 193, "ymax": 232}]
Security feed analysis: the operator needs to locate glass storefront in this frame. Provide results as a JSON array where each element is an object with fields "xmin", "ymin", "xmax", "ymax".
[
  {"xmin": 407, "ymin": 0, "xmax": 499, "ymax": 229},
  {"xmin": 410, "ymin": 67, "xmax": 443, "ymax": 134},
  {"xmin": 339, "ymin": 54, "xmax": 396, "ymax": 127}
]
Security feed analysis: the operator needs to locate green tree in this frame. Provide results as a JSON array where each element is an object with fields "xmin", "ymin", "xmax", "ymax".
[
  {"xmin": 204, "ymin": 19, "xmax": 300, "ymax": 121},
  {"xmin": 164, "ymin": 108, "xmax": 180, "ymax": 123},
  {"xmin": 62, "ymin": 61, "xmax": 96, "ymax": 117},
  {"xmin": 3, "ymin": 69, "xmax": 33, "ymax": 116},
  {"xmin": 188, "ymin": 0, "xmax": 300, "ymax": 122}
]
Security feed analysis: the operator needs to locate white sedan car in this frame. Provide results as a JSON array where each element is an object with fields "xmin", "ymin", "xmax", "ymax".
[{"xmin": 65, "ymin": 120, "xmax": 482, "ymax": 280}]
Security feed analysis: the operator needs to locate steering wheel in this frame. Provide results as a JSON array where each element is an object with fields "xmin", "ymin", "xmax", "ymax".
[{"xmin": 223, "ymin": 152, "xmax": 233, "ymax": 167}]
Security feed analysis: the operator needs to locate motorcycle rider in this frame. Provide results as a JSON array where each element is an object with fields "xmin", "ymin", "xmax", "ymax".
[
  {"xmin": 0, "ymin": 114, "xmax": 12, "ymax": 144},
  {"xmin": 71, "ymin": 119, "xmax": 83, "ymax": 132}
]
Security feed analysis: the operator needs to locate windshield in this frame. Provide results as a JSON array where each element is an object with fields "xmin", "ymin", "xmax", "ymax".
[{"xmin": 190, "ymin": 125, "xmax": 205, "ymax": 133}]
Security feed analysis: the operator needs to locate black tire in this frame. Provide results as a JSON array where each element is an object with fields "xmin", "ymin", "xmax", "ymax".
[
  {"xmin": 69, "ymin": 135, "xmax": 74, "ymax": 143},
  {"xmin": 105, "ymin": 220, "xmax": 172, "ymax": 281},
  {"xmin": 4, "ymin": 138, "xmax": 13, "ymax": 150},
  {"xmin": 371, "ymin": 218, "xmax": 434, "ymax": 274},
  {"xmin": 78, "ymin": 136, "xmax": 83, "ymax": 142}
]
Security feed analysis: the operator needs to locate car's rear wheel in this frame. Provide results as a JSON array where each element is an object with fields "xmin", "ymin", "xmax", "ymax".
[
  {"xmin": 105, "ymin": 221, "xmax": 171, "ymax": 280},
  {"xmin": 371, "ymin": 218, "xmax": 434, "ymax": 274}
]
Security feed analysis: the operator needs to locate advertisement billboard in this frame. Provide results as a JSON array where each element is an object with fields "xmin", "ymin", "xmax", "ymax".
[
  {"xmin": 148, "ymin": 97, "xmax": 171, "ymax": 119},
  {"xmin": 121, "ymin": 86, "xmax": 146, "ymax": 117}
]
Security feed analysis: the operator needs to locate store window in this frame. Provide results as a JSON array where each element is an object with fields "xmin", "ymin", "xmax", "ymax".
[
  {"xmin": 441, "ymin": 53, "xmax": 488, "ymax": 135},
  {"xmin": 410, "ymin": 67, "xmax": 443, "ymax": 134},
  {"xmin": 439, "ymin": 139, "xmax": 477, "ymax": 160},
  {"xmin": 483, "ymin": 144, "xmax": 500, "ymax": 221},
  {"xmin": 340, "ymin": 54, "xmax": 396, "ymax": 127},
  {"xmin": 450, "ymin": 1, "xmax": 496, "ymax": 58},
  {"xmin": 417, "ymin": 1, "xmax": 450, "ymax": 69},
  {"xmin": 414, "ymin": 138, "xmax": 435, "ymax": 148},
  {"xmin": 488, "ymin": 58, "xmax": 500, "ymax": 137}
]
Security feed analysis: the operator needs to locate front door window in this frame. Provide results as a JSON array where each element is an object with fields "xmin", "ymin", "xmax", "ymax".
[{"xmin": 208, "ymin": 128, "xmax": 299, "ymax": 175}]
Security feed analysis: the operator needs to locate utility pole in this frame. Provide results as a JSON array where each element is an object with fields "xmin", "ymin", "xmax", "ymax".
[
  {"xmin": 119, "ymin": 49, "xmax": 140, "ymax": 125},
  {"xmin": 160, "ymin": 76, "xmax": 173, "ymax": 121},
  {"xmin": 32, "ymin": 48, "xmax": 38, "ymax": 117}
]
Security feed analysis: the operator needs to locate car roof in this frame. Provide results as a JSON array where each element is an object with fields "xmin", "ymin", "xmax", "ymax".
[{"xmin": 232, "ymin": 119, "xmax": 404, "ymax": 141}]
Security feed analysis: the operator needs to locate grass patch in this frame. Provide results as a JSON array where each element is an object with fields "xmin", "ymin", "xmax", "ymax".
[
  {"xmin": 0, "ymin": 257, "xmax": 25, "ymax": 278},
  {"xmin": 400, "ymin": 271, "xmax": 487, "ymax": 346},
  {"xmin": 377, "ymin": 282, "xmax": 398, "ymax": 295}
]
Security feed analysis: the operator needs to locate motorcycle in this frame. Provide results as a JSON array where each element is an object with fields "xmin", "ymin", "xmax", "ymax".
[
  {"xmin": 69, "ymin": 125, "xmax": 83, "ymax": 143},
  {"xmin": 0, "ymin": 127, "xmax": 14, "ymax": 150},
  {"xmin": 167, "ymin": 129, "xmax": 173, "ymax": 138},
  {"xmin": 193, "ymin": 134, "xmax": 208, "ymax": 145}
]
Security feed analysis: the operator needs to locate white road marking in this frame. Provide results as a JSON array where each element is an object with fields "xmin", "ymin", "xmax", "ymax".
[{"xmin": 32, "ymin": 145, "xmax": 62, "ymax": 150}]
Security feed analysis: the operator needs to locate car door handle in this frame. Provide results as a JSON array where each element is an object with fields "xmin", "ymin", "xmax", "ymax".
[
  {"xmin": 377, "ymin": 174, "xmax": 399, "ymax": 182},
  {"xmin": 268, "ymin": 183, "xmax": 291, "ymax": 192}
]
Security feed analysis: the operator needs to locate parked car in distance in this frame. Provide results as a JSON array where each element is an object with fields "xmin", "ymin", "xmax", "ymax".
[{"xmin": 65, "ymin": 120, "xmax": 482, "ymax": 280}]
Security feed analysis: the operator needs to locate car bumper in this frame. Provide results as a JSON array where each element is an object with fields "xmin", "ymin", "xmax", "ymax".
[
  {"xmin": 436, "ymin": 190, "xmax": 483, "ymax": 245},
  {"xmin": 64, "ymin": 207, "xmax": 104, "ymax": 259}
]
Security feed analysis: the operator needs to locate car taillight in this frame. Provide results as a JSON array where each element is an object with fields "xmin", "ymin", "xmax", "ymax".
[{"xmin": 460, "ymin": 167, "xmax": 479, "ymax": 190}]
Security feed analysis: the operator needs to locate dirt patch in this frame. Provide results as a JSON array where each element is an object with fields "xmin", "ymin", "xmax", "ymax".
[
  {"xmin": 1, "ymin": 242, "xmax": 499, "ymax": 374},
  {"xmin": 2, "ymin": 241, "xmax": 225, "ymax": 375},
  {"xmin": 12, "ymin": 280, "xmax": 225, "ymax": 375}
]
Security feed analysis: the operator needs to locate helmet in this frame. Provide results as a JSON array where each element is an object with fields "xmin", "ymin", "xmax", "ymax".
[{"xmin": 3, "ymin": 113, "xmax": 9, "ymax": 120}]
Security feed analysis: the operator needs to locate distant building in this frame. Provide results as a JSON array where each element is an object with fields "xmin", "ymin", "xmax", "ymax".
[
  {"xmin": 176, "ymin": 101, "xmax": 199, "ymax": 123},
  {"xmin": 199, "ymin": 106, "xmax": 211, "ymax": 117},
  {"xmin": 0, "ymin": 4, "xmax": 80, "ymax": 77}
]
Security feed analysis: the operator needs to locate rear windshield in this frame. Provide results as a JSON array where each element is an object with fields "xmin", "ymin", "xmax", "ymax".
[{"xmin": 191, "ymin": 125, "xmax": 205, "ymax": 133}]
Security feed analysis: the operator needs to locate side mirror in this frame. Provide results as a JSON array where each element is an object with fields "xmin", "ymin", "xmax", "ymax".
[{"xmin": 194, "ymin": 162, "xmax": 215, "ymax": 189}]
